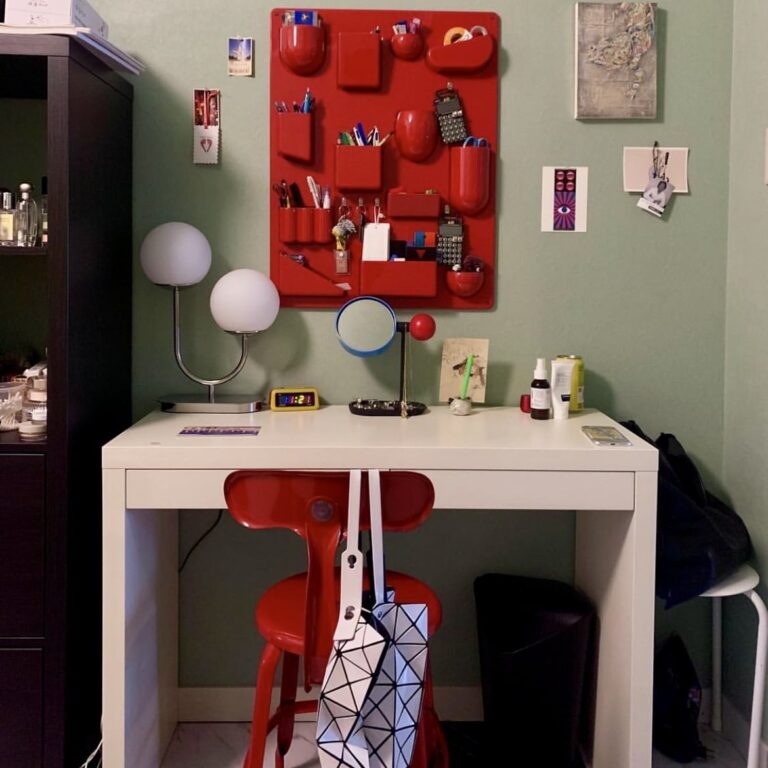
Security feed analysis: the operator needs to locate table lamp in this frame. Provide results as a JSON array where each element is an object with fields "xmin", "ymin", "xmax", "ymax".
[{"xmin": 140, "ymin": 221, "xmax": 280, "ymax": 412}]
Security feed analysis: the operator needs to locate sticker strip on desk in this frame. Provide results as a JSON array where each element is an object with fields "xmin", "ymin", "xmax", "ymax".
[{"xmin": 179, "ymin": 426, "xmax": 261, "ymax": 436}]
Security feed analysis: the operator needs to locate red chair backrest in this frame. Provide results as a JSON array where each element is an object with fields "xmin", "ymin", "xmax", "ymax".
[{"xmin": 224, "ymin": 470, "xmax": 435, "ymax": 686}]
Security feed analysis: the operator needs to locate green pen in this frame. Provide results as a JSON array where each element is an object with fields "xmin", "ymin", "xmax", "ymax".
[{"xmin": 460, "ymin": 354, "xmax": 474, "ymax": 400}]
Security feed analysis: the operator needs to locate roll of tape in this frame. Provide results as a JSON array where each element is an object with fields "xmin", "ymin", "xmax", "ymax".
[
  {"xmin": 443, "ymin": 26, "xmax": 471, "ymax": 45},
  {"xmin": 470, "ymin": 25, "xmax": 488, "ymax": 37}
]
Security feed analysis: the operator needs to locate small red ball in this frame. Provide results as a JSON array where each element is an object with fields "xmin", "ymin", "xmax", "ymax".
[{"xmin": 410, "ymin": 313, "xmax": 436, "ymax": 341}]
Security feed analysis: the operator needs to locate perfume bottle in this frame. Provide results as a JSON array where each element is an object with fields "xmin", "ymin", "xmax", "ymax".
[
  {"xmin": 0, "ymin": 191, "xmax": 15, "ymax": 245},
  {"xmin": 40, "ymin": 176, "xmax": 48, "ymax": 245},
  {"xmin": 15, "ymin": 182, "xmax": 38, "ymax": 247}
]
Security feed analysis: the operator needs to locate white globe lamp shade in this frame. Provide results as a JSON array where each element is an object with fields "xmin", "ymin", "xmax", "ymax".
[
  {"xmin": 140, "ymin": 222, "xmax": 212, "ymax": 286},
  {"xmin": 209, "ymin": 269, "xmax": 280, "ymax": 334}
]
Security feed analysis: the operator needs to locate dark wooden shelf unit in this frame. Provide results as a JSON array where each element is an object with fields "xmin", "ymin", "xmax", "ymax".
[
  {"xmin": 0, "ymin": 245, "xmax": 47, "ymax": 256},
  {"xmin": 0, "ymin": 35, "xmax": 132, "ymax": 768}
]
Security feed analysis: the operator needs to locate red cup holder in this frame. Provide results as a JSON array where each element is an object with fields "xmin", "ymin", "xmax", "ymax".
[
  {"xmin": 445, "ymin": 270, "xmax": 485, "ymax": 297},
  {"xmin": 390, "ymin": 33, "xmax": 423, "ymax": 60},
  {"xmin": 449, "ymin": 144, "xmax": 490, "ymax": 215},
  {"xmin": 279, "ymin": 24, "xmax": 325, "ymax": 75},
  {"xmin": 295, "ymin": 208, "xmax": 314, "ymax": 243},
  {"xmin": 395, "ymin": 109, "xmax": 439, "ymax": 163}
]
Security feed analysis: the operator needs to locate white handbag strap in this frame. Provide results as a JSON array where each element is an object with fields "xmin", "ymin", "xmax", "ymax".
[
  {"xmin": 368, "ymin": 469, "xmax": 386, "ymax": 606},
  {"xmin": 334, "ymin": 469, "xmax": 364, "ymax": 641}
]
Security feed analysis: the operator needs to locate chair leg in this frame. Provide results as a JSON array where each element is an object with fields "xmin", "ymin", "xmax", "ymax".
[
  {"xmin": 712, "ymin": 596, "xmax": 723, "ymax": 731},
  {"xmin": 276, "ymin": 652, "xmax": 300, "ymax": 759},
  {"xmin": 746, "ymin": 589, "xmax": 768, "ymax": 768},
  {"xmin": 244, "ymin": 643, "xmax": 282, "ymax": 768}
]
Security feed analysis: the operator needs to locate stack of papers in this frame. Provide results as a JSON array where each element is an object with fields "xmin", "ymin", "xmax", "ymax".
[{"xmin": 0, "ymin": 24, "xmax": 144, "ymax": 75}]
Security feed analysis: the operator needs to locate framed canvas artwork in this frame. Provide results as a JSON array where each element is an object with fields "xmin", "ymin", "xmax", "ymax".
[{"xmin": 574, "ymin": 2, "xmax": 657, "ymax": 119}]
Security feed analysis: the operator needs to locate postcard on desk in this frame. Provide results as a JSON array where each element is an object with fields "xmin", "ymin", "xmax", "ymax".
[{"xmin": 179, "ymin": 426, "xmax": 261, "ymax": 436}]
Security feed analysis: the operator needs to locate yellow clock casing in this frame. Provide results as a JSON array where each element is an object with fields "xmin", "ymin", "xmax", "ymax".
[{"xmin": 269, "ymin": 387, "xmax": 320, "ymax": 411}]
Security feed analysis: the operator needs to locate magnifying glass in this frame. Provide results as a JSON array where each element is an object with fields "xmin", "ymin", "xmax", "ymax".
[{"xmin": 335, "ymin": 296, "xmax": 436, "ymax": 417}]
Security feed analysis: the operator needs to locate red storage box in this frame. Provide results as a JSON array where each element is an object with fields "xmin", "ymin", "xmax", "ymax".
[
  {"xmin": 387, "ymin": 191, "xmax": 442, "ymax": 218},
  {"xmin": 335, "ymin": 145, "xmax": 382, "ymax": 190},
  {"xmin": 360, "ymin": 261, "xmax": 437, "ymax": 297},
  {"xmin": 279, "ymin": 23, "xmax": 325, "ymax": 75},
  {"xmin": 277, "ymin": 112, "xmax": 313, "ymax": 164},
  {"xmin": 337, "ymin": 32, "xmax": 381, "ymax": 89}
]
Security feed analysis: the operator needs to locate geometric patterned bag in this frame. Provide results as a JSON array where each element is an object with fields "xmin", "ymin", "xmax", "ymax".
[
  {"xmin": 360, "ymin": 469, "xmax": 428, "ymax": 768},
  {"xmin": 316, "ymin": 469, "xmax": 387, "ymax": 767},
  {"xmin": 316, "ymin": 470, "xmax": 429, "ymax": 768}
]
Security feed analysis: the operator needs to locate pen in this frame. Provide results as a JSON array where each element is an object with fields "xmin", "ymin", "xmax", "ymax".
[
  {"xmin": 377, "ymin": 131, "xmax": 393, "ymax": 147},
  {"xmin": 352, "ymin": 125, "xmax": 364, "ymax": 146},
  {"xmin": 302, "ymin": 88, "xmax": 312, "ymax": 113},
  {"xmin": 356, "ymin": 122, "xmax": 367, "ymax": 144},
  {"xmin": 460, "ymin": 354, "xmax": 474, "ymax": 400}
]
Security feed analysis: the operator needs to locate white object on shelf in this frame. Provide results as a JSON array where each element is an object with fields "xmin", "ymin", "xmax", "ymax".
[
  {"xmin": 4, "ymin": 0, "xmax": 108, "ymax": 39},
  {"xmin": 0, "ymin": 24, "xmax": 144, "ymax": 75}
]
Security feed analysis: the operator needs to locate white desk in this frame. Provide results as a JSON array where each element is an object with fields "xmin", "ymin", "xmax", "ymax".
[{"xmin": 102, "ymin": 406, "xmax": 657, "ymax": 768}]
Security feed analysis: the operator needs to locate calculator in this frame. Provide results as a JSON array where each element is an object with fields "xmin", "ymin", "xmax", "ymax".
[
  {"xmin": 434, "ymin": 87, "xmax": 468, "ymax": 145},
  {"xmin": 437, "ymin": 209, "xmax": 464, "ymax": 266}
]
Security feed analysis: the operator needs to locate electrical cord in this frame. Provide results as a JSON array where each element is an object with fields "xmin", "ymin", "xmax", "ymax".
[
  {"xmin": 78, "ymin": 717, "xmax": 102, "ymax": 768},
  {"xmin": 178, "ymin": 510, "xmax": 223, "ymax": 572}
]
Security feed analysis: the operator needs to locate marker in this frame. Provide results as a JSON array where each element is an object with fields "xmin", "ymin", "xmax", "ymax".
[{"xmin": 460, "ymin": 354, "xmax": 474, "ymax": 400}]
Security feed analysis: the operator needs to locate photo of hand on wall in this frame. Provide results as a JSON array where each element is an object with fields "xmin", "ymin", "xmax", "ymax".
[{"xmin": 642, "ymin": 177, "xmax": 674, "ymax": 209}]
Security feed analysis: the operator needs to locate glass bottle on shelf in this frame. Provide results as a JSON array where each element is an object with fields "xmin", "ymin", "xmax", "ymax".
[
  {"xmin": 40, "ymin": 176, "xmax": 48, "ymax": 245},
  {"xmin": 0, "ymin": 191, "xmax": 16, "ymax": 245},
  {"xmin": 15, "ymin": 182, "xmax": 39, "ymax": 246}
]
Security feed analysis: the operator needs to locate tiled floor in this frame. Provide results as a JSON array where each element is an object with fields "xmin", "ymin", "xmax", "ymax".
[{"xmin": 161, "ymin": 721, "xmax": 748, "ymax": 767}]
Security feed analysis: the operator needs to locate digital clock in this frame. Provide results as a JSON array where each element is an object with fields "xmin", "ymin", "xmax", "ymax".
[{"xmin": 269, "ymin": 387, "xmax": 320, "ymax": 411}]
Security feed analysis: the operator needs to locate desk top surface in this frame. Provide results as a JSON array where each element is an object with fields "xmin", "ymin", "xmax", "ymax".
[{"xmin": 102, "ymin": 406, "xmax": 657, "ymax": 472}]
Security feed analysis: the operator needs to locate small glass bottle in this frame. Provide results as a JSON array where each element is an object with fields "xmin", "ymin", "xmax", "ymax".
[
  {"xmin": 0, "ymin": 191, "xmax": 16, "ymax": 245},
  {"xmin": 530, "ymin": 357, "xmax": 551, "ymax": 420},
  {"xmin": 15, "ymin": 182, "xmax": 39, "ymax": 247},
  {"xmin": 40, "ymin": 176, "xmax": 49, "ymax": 245}
]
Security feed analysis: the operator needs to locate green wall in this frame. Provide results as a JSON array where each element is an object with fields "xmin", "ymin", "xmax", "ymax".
[
  {"xmin": 724, "ymin": 0, "xmax": 768, "ymax": 730},
  {"xmin": 98, "ymin": 0, "xmax": 734, "ymax": 689}
]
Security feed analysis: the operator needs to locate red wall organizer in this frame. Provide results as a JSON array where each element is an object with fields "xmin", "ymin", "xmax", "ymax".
[{"xmin": 270, "ymin": 8, "xmax": 500, "ymax": 309}]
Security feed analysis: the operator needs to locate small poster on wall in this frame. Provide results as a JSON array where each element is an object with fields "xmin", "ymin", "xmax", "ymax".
[
  {"xmin": 574, "ymin": 2, "xmax": 657, "ymax": 119},
  {"xmin": 540, "ymin": 167, "xmax": 589, "ymax": 233},
  {"xmin": 439, "ymin": 338, "xmax": 490, "ymax": 403}
]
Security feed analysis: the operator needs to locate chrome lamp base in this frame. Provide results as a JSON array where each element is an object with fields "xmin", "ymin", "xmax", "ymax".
[{"xmin": 158, "ymin": 394, "xmax": 262, "ymax": 413}]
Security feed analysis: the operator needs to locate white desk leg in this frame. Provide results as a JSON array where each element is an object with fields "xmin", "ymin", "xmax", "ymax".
[
  {"xmin": 103, "ymin": 471, "xmax": 179, "ymax": 768},
  {"xmin": 103, "ymin": 469, "xmax": 127, "ymax": 768},
  {"xmin": 576, "ymin": 471, "xmax": 657, "ymax": 768}
]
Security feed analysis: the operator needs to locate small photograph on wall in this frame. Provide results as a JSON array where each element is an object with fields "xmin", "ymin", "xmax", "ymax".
[{"xmin": 574, "ymin": 2, "xmax": 657, "ymax": 119}]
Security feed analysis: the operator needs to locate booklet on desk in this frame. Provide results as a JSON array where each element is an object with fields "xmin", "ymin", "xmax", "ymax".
[{"xmin": 0, "ymin": 23, "xmax": 144, "ymax": 75}]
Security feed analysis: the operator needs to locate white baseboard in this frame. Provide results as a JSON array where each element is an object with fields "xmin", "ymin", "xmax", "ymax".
[{"xmin": 178, "ymin": 686, "xmax": 484, "ymax": 723}]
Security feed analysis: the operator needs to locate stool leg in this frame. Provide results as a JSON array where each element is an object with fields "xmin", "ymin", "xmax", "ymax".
[
  {"xmin": 746, "ymin": 589, "xmax": 768, "ymax": 768},
  {"xmin": 712, "ymin": 596, "xmax": 723, "ymax": 732},
  {"xmin": 276, "ymin": 652, "xmax": 300, "ymax": 759},
  {"xmin": 244, "ymin": 643, "xmax": 281, "ymax": 768}
]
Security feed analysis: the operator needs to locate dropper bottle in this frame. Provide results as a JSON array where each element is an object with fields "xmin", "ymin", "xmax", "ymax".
[{"xmin": 530, "ymin": 357, "xmax": 551, "ymax": 420}]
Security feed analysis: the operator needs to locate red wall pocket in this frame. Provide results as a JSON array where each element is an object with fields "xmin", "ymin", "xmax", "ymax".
[{"xmin": 270, "ymin": 9, "xmax": 499, "ymax": 310}]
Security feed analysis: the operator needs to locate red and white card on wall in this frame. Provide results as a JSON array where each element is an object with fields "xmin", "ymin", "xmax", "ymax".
[{"xmin": 540, "ymin": 166, "xmax": 588, "ymax": 233}]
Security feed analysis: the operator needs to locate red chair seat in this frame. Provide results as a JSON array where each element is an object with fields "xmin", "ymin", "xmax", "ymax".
[{"xmin": 257, "ymin": 569, "xmax": 443, "ymax": 657}]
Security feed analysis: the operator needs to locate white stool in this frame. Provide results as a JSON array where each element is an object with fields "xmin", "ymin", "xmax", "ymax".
[{"xmin": 701, "ymin": 564, "xmax": 768, "ymax": 768}]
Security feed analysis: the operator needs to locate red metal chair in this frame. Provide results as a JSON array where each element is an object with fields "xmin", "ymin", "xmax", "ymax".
[{"xmin": 224, "ymin": 469, "xmax": 449, "ymax": 768}]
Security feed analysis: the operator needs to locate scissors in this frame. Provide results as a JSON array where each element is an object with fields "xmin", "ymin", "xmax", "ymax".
[
  {"xmin": 462, "ymin": 136, "xmax": 489, "ymax": 147},
  {"xmin": 271, "ymin": 180, "xmax": 291, "ymax": 208}
]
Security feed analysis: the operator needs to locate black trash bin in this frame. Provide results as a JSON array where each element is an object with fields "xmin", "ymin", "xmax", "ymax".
[{"xmin": 474, "ymin": 574, "xmax": 596, "ymax": 767}]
